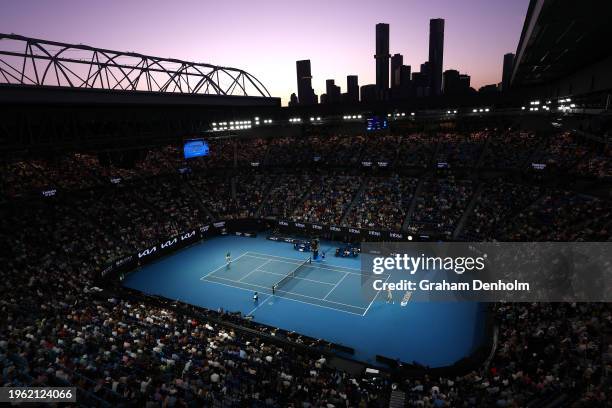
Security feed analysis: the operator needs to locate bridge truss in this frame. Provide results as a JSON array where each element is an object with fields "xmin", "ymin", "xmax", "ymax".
[{"xmin": 0, "ymin": 33, "xmax": 271, "ymax": 98}]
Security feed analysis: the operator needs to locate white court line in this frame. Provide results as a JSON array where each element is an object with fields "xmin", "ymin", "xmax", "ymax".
[
  {"xmin": 200, "ymin": 252, "xmax": 250, "ymax": 280},
  {"xmin": 238, "ymin": 259, "xmax": 271, "ymax": 282},
  {"xmin": 245, "ymin": 252, "xmax": 363, "ymax": 276},
  {"xmin": 255, "ymin": 269, "xmax": 336, "ymax": 286},
  {"xmin": 246, "ymin": 294, "xmax": 272, "ymax": 316},
  {"xmin": 205, "ymin": 274, "xmax": 366, "ymax": 312},
  {"xmin": 201, "ymin": 276, "xmax": 364, "ymax": 316},
  {"xmin": 323, "ymin": 272, "xmax": 349, "ymax": 300},
  {"xmin": 362, "ymin": 274, "xmax": 390, "ymax": 316}
]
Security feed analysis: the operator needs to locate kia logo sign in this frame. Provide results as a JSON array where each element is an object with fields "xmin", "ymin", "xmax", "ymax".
[
  {"xmin": 213, "ymin": 221, "xmax": 226, "ymax": 228},
  {"xmin": 138, "ymin": 246, "xmax": 157, "ymax": 259},
  {"xmin": 181, "ymin": 231, "xmax": 196, "ymax": 240},
  {"xmin": 161, "ymin": 238, "xmax": 178, "ymax": 249}
]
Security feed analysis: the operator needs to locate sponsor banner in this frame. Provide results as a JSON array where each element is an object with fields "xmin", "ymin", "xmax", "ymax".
[
  {"xmin": 115, "ymin": 255, "xmax": 134, "ymax": 268},
  {"xmin": 276, "ymin": 219, "xmax": 407, "ymax": 241},
  {"xmin": 137, "ymin": 229, "xmax": 200, "ymax": 262},
  {"xmin": 100, "ymin": 264, "xmax": 115, "ymax": 278},
  {"xmin": 235, "ymin": 231, "xmax": 257, "ymax": 238},
  {"xmin": 360, "ymin": 242, "xmax": 612, "ymax": 302}
]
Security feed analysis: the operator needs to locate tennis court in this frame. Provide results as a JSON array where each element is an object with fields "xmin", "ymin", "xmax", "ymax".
[
  {"xmin": 123, "ymin": 235, "xmax": 486, "ymax": 367},
  {"xmin": 201, "ymin": 251, "xmax": 389, "ymax": 316}
]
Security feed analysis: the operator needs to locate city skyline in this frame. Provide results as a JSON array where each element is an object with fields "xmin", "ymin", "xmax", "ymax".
[{"xmin": 0, "ymin": 0, "xmax": 529, "ymax": 105}]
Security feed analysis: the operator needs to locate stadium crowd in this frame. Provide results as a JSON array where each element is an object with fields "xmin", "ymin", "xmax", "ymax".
[{"xmin": 1, "ymin": 130, "xmax": 610, "ymax": 407}]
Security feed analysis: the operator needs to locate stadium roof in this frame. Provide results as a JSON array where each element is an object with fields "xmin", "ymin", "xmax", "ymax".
[{"xmin": 511, "ymin": 0, "xmax": 612, "ymax": 88}]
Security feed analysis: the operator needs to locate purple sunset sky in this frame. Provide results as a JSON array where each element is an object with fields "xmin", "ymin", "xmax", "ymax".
[{"xmin": 1, "ymin": 0, "xmax": 529, "ymax": 105}]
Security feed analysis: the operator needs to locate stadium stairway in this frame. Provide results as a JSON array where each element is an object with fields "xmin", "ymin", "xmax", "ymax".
[
  {"xmin": 255, "ymin": 174, "xmax": 279, "ymax": 217},
  {"xmin": 339, "ymin": 177, "xmax": 369, "ymax": 225},
  {"xmin": 452, "ymin": 182, "xmax": 484, "ymax": 239},
  {"xmin": 181, "ymin": 175, "xmax": 216, "ymax": 220},
  {"xmin": 388, "ymin": 389, "xmax": 406, "ymax": 408},
  {"xmin": 402, "ymin": 177, "xmax": 425, "ymax": 232}
]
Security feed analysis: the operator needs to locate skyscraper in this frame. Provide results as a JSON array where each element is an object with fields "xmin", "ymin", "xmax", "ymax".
[
  {"xmin": 296, "ymin": 60, "xmax": 317, "ymax": 105},
  {"xmin": 391, "ymin": 53, "xmax": 403, "ymax": 89},
  {"xmin": 325, "ymin": 79, "xmax": 341, "ymax": 103},
  {"xmin": 347, "ymin": 75, "xmax": 359, "ymax": 102},
  {"xmin": 375, "ymin": 23, "xmax": 390, "ymax": 96},
  {"xmin": 501, "ymin": 53, "xmax": 515, "ymax": 91},
  {"xmin": 428, "ymin": 18, "xmax": 445, "ymax": 96}
]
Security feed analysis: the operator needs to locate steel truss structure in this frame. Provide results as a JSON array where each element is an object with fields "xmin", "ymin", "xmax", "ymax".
[{"xmin": 0, "ymin": 33, "xmax": 271, "ymax": 97}]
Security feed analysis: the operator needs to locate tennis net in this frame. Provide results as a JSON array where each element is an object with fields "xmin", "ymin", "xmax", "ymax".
[{"xmin": 272, "ymin": 257, "xmax": 310, "ymax": 293}]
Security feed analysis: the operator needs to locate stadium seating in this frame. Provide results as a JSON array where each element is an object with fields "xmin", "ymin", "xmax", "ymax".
[{"xmin": 1, "ymin": 130, "xmax": 610, "ymax": 407}]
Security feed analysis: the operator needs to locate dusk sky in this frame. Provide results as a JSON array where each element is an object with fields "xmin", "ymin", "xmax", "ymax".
[{"xmin": 1, "ymin": 0, "xmax": 529, "ymax": 105}]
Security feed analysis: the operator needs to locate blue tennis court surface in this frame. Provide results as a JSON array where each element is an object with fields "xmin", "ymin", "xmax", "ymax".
[
  {"xmin": 123, "ymin": 235, "xmax": 486, "ymax": 367},
  {"xmin": 202, "ymin": 251, "xmax": 385, "ymax": 316}
]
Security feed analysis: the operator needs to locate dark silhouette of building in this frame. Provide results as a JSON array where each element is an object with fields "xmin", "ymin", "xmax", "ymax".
[
  {"xmin": 347, "ymin": 75, "xmax": 359, "ymax": 102},
  {"xmin": 412, "ymin": 62, "xmax": 431, "ymax": 97},
  {"xmin": 395, "ymin": 65, "xmax": 412, "ymax": 98},
  {"xmin": 479, "ymin": 84, "xmax": 499, "ymax": 94},
  {"xmin": 459, "ymin": 74, "xmax": 471, "ymax": 90},
  {"xmin": 443, "ymin": 69, "xmax": 472, "ymax": 95},
  {"xmin": 375, "ymin": 23, "xmax": 390, "ymax": 98},
  {"xmin": 501, "ymin": 53, "xmax": 515, "ymax": 91},
  {"xmin": 360, "ymin": 84, "xmax": 377, "ymax": 103},
  {"xmin": 420, "ymin": 62, "xmax": 430, "ymax": 78},
  {"xmin": 443, "ymin": 69, "xmax": 460, "ymax": 95},
  {"xmin": 296, "ymin": 60, "xmax": 317, "ymax": 105},
  {"xmin": 325, "ymin": 79, "xmax": 341, "ymax": 103},
  {"xmin": 428, "ymin": 18, "xmax": 445, "ymax": 96},
  {"xmin": 391, "ymin": 53, "xmax": 403, "ymax": 89},
  {"xmin": 400, "ymin": 65, "xmax": 411, "ymax": 86},
  {"xmin": 288, "ymin": 93, "xmax": 298, "ymax": 106}
]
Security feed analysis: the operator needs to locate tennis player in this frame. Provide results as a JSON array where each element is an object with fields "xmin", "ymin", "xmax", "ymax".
[
  {"xmin": 225, "ymin": 251, "xmax": 231, "ymax": 266},
  {"xmin": 386, "ymin": 288, "xmax": 393, "ymax": 304}
]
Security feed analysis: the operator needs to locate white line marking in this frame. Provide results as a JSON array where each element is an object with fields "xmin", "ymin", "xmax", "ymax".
[
  {"xmin": 201, "ymin": 277, "xmax": 364, "ymax": 316},
  {"xmin": 205, "ymin": 274, "xmax": 366, "ymax": 312},
  {"xmin": 323, "ymin": 272, "xmax": 349, "ymax": 300},
  {"xmin": 200, "ymin": 252, "xmax": 249, "ymax": 280},
  {"xmin": 362, "ymin": 274, "xmax": 390, "ymax": 316},
  {"xmin": 245, "ymin": 252, "xmax": 362, "ymax": 275},
  {"xmin": 255, "ymin": 269, "xmax": 336, "ymax": 286},
  {"xmin": 246, "ymin": 294, "xmax": 272, "ymax": 316},
  {"xmin": 238, "ymin": 259, "xmax": 271, "ymax": 282}
]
